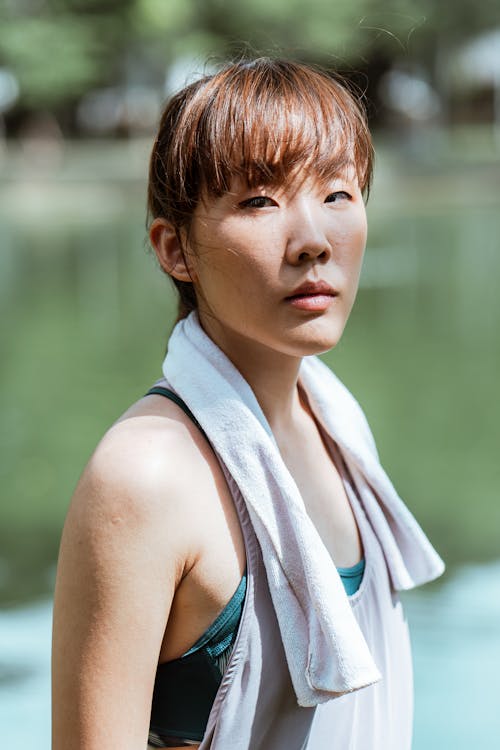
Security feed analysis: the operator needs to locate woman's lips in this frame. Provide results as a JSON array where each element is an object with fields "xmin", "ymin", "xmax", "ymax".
[
  {"xmin": 285, "ymin": 282, "xmax": 338, "ymax": 312},
  {"xmin": 285, "ymin": 293, "xmax": 336, "ymax": 311}
]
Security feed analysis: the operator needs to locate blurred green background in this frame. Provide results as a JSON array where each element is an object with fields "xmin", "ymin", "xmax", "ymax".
[{"xmin": 1, "ymin": 1, "xmax": 499, "ymax": 747}]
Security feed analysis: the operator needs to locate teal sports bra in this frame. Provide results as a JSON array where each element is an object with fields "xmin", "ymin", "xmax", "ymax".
[
  {"xmin": 146, "ymin": 386, "xmax": 365, "ymax": 748},
  {"xmin": 149, "ymin": 572, "xmax": 247, "ymax": 747}
]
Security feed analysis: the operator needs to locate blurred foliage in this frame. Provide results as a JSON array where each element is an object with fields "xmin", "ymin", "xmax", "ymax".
[
  {"xmin": 0, "ymin": 0, "xmax": 499, "ymax": 120},
  {"xmin": 419, "ymin": 0, "xmax": 500, "ymax": 40},
  {"xmin": 0, "ymin": 0, "xmax": 138, "ymax": 107},
  {"xmin": 0, "ymin": 16, "xmax": 104, "ymax": 106}
]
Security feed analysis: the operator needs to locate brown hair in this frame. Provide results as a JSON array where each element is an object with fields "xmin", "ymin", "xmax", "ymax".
[{"xmin": 147, "ymin": 57, "xmax": 373, "ymax": 320}]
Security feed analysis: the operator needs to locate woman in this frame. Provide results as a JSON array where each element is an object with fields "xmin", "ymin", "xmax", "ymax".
[{"xmin": 52, "ymin": 58, "xmax": 444, "ymax": 750}]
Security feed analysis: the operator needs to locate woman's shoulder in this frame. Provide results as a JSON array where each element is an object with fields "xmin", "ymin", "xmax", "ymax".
[
  {"xmin": 99, "ymin": 391, "xmax": 209, "ymax": 491},
  {"xmin": 67, "ymin": 392, "xmax": 215, "ymax": 557}
]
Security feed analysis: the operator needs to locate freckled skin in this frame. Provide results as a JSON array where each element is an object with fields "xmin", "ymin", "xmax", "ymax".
[{"xmin": 185, "ymin": 172, "xmax": 367, "ymax": 363}]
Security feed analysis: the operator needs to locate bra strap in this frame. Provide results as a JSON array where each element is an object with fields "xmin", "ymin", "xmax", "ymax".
[{"xmin": 145, "ymin": 386, "xmax": 205, "ymax": 435}]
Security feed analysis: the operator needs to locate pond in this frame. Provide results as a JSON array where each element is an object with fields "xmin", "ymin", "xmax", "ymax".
[{"xmin": 0, "ymin": 135, "xmax": 499, "ymax": 744}]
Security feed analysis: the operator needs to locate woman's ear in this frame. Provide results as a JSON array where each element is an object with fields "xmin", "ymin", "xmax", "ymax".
[{"xmin": 149, "ymin": 218, "xmax": 195, "ymax": 282}]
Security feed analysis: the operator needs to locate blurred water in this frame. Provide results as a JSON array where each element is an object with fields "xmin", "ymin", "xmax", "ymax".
[
  {"xmin": 0, "ymin": 141, "xmax": 499, "ymax": 593},
  {"xmin": 1, "ymin": 562, "xmax": 499, "ymax": 748},
  {"xmin": 0, "ymin": 598, "xmax": 51, "ymax": 745},
  {"xmin": 0, "ymin": 140, "xmax": 499, "ymax": 745},
  {"xmin": 404, "ymin": 562, "xmax": 500, "ymax": 748}
]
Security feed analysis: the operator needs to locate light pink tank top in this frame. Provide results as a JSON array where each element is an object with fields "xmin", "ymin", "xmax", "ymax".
[{"xmin": 198, "ymin": 436, "xmax": 413, "ymax": 750}]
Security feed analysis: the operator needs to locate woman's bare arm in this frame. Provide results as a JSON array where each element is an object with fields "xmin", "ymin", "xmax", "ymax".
[{"xmin": 52, "ymin": 416, "xmax": 198, "ymax": 750}]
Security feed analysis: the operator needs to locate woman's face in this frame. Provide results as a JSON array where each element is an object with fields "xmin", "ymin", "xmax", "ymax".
[{"xmin": 184, "ymin": 168, "xmax": 367, "ymax": 361}]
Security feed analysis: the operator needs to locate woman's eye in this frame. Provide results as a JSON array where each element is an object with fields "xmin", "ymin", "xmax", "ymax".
[
  {"xmin": 325, "ymin": 191, "xmax": 351, "ymax": 203},
  {"xmin": 239, "ymin": 196, "xmax": 275, "ymax": 209}
]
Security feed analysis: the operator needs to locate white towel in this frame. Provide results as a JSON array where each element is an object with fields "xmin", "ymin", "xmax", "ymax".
[{"xmin": 162, "ymin": 312, "xmax": 445, "ymax": 708}]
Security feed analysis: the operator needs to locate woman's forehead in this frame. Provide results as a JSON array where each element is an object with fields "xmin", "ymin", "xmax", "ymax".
[
  {"xmin": 196, "ymin": 100, "xmax": 370, "ymax": 198},
  {"xmin": 225, "ymin": 121, "xmax": 357, "ymax": 175},
  {"xmin": 235, "ymin": 161, "xmax": 359, "ymax": 190},
  {"xmin": 200, "ymin": 150, "xmax": 361, "ymax": 200}
]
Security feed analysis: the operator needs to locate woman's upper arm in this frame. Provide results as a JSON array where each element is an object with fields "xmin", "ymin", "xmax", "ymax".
[{"xmin": 51, "ymin": 421, "xmax": 194, "ymax": 750}]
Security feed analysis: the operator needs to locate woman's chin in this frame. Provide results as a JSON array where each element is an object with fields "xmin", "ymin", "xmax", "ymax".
[{"xmin": 283, "ymin": 317, "xmax": 347, "ymax": 356}]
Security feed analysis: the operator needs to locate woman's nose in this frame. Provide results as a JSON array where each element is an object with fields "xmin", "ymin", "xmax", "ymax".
[{"xmin": 284, "ymin": 202, "xmax": 332, "ymax": 266}]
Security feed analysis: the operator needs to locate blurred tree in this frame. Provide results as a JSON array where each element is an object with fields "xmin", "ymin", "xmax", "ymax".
[
  {"xmin": 419, "ymin": 0, "xmax": 499, "ymax": 42},
  {"xmin": 0, "ymin": 0, "xmax": 136, "ymax": 109},
  {"xmin": 131, "ymin": 0, "xmax": 429, "ymax": 69},
  {"xmin": 0, "ymin": 0, "xmax": 498, "ymax": 132},
  {"xmin": 0, "ymin": 15, "xmax": 104, "ymax": 107},
  {"xmin": 395, "ymin": 0, "xmax": 500, "ymax": 125}
]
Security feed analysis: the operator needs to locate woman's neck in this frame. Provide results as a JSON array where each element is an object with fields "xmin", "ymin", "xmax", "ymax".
[
  {"xmin": 198, "ymin": 314, "xmax": 305, "ymax": 432},
  {"xmin": 240, "ymin": 354, "xmax": 303, "ymax": 433}
]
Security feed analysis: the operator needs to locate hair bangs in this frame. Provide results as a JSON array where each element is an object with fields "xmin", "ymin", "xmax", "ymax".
[
  {"xmin": 148, "ymin": 58, "xmax": 373, "ymax": 232},
  {"xmin": 191, "ymin": 61, "xmax": 372, "ymax": 200}
]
